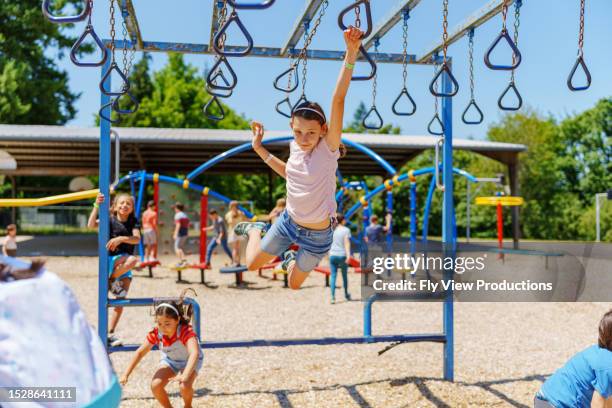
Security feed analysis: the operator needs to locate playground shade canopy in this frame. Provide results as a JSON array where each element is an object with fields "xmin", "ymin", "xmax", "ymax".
[{"xmin": 0, "ymin": 125, "xmax": 525, "ymax": 176}]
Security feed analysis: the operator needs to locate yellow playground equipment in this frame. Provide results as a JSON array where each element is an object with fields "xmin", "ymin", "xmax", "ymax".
[
  {"xmin": 0, "ymin": 189, "xmax": 99, "ymax": 207},
  {"xmin": 476, "ymin": 196, "xmax": 524, "ymax": 259}
]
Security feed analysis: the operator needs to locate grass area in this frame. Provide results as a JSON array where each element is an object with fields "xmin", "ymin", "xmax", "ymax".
[{"xmin": 19, "ymin": 226, "xmax": 95, "ymax": 235}]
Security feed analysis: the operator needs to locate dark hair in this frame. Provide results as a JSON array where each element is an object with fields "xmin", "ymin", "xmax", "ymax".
[
  {"xmin": 147, "ymin": 200, "xmax": 155, "ymax": 208},
  {"xmin": 209, "ymin": 209, "xmax": 218, "ymax": 215},
  {"xmin": 336, "ymin": 214, "xmax": 345, "ymax": 224},
  {"xmin": 0, "ymin": 259, "xmax": 45, "ymax": 282},
  {"xmin": 154, "ymin": 288, "xmax": 197, "ymax": 326},
  {"xmin": 598, "ymin": 309, "xmax": 612, "ymax": 351},
  {"xmin": 292, "ymin": 101, "xmax": 346, "ymax": 158},
  {"xmin": 6, "ymin": 224, "xmax": 16, "ymax": 232},
  {"xmin": 174, "ymin": 202, "xmax": 184, "ymax": 211}
]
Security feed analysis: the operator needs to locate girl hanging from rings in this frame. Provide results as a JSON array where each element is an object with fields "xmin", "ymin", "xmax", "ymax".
[
  {"xmin": 234, "ymin": 26, "xmax": 362, "ymax": 290},
  {"xmin": 120, "ymin": 288, "xmax": 203, "ymax": 408}
]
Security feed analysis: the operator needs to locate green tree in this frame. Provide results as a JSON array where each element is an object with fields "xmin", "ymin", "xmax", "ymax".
[
  {"xmin": 0, "ymin": 0, "xmax": 84, "ymax": 124},
  {"xmin": 344, "ymin": 101, "xmax": 401, "ymax": 135}
]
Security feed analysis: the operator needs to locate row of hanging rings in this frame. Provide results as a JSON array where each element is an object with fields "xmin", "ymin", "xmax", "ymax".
[
  {"xmin": 205, "ymin": 0, "xmax": 275, "ymax": 121},
  {"xmin": 568, "ymin": 0, "xmax": 591, "ymax": 91},
  {"xmin": 272, "ymin": 0, "xmax": 330, "ymax": 118},
  {"xmin": 42, "ymin": 0, "xmax": 139, "ymax": 122},
  {"xmin": 391, "ymin": 8, "xmax": 417, "ymax": 118}
]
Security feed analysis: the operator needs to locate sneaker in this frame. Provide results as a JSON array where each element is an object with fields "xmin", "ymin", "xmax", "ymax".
[
  {"xmin": 281, "ymin": 250, "xmax": 297, "ymax": 272},
  {"xmin": 345, "ymin": 293, "xmax": 352, "ymax": 301},
  {"xmin": 330, "ymin": 297, "xmax": 336, "ymax": 304},
  {"xmin": 108, "ymin": 334, "xmax": 123, "ymax": 347},
  {"xmin": 234, "ymin": 222, "xmax": 268, "ymax": 237},
  {"xmin": 175, "ymin": 259, "xmax": 188, "ymax": 268}
]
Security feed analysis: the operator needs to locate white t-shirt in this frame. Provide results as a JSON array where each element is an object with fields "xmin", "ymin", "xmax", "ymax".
[
  {"xmin": 330, "ymin": 225, "xmax": 351, "ymax": 257},
  {"xmin": 3, "ymin": 235, "xmax": 17, "ymax": 250},
  {"xmin": 0, "ymin": 257, "xmax": 117, "ymax": 407}
]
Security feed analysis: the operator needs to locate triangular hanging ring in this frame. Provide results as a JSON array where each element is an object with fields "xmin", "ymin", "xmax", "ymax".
[
  {"xmin": 484, "ymin": 29, "xmax": 522, "ymax": 71},
  {"xmin": 429, "ymin": 62, "xmax": 459, "ymax": 97},
  {"xmin": 497, "ymin": 81, "xmax": 523, "ymax": 111},
  {"xmin": 99, "ymin": 99, "xmax": 120, "ymax": 124},
  {"xmin": 226, "ymin": 0, "xmax": 275, "ymax": 10},
  {"xmin": 273, "ymin": 65, "xmax": 299, "ymax": 93},
  {"xmin": 392, "ymin": 87, "xmax": 417, "ymax": 116},
  {"xmin": 461, "ymin": 99, "xmax": 484, "ymax": 125},
  {"xmin": 213, "ymin": 11, "xmax": 254, "ymax": 57},
  {"xmin": 275, "ymin": 97, "xmax": 293, "ymax": 118},
  {"xmin": 206, "ymin": 57, "xmax": 238, "ymax": 91},
  {"xmin": 351, "ymin": 45, "xmax": 377, "ymax": 81},
  {"xmin": 204, "ymin": 96, "xmax": 225, "ymax": 121},
  {"xmin": 100, "ymin": 62, "xmax": 131, "ymax": 97},
  {"xmin": 427, "ymin": 113, "xmax": 445, "ymax": 136},
  {"xmin": 362, "ymin": 106, "xmax": 383, "ymax": 130},
  {"xmin": 207, "ymin": 70, "xmax": 233, "ymax": 98},
  {"xmin": 112, "ymin": 88, "xmax": 139, "ymax": 115},
  {"xmin": 42, "ymin": 0, "xmax": 91, "ymax": 24},
  {"xmin": 567, "ymin": 55, "xmax": 592, "ymax": 91},
  {"xmin": 291, "ymin": 94, "xmax": 309, "ymax": 113},
  {"xmin": 70, "ymin": 25, "xmax": 108, "ymax": 67},
  {"xmin": 337, "ymin": 0, "xmax": 373, "ymax": 39}
]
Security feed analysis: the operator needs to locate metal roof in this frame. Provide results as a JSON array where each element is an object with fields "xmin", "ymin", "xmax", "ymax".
[{"xmin": 0, "ymin": 125, "xmax": 526, "ymax": 177}]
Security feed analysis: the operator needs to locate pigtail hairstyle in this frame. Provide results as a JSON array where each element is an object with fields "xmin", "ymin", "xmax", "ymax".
[
  {"xmin": 598, "ymin": 309, "xmax": 612, "ymax": 351},
  {"xmin": 178, "ymin": 288, "xmax": 198, "ymax": 325},
  {"xmin": 292, "ymin": 101, "xmax": 347, "ymax": 158}
]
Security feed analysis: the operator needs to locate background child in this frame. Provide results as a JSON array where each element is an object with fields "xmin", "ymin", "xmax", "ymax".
[
  {"xmin": 329, "ymin": 214, "xmax": 352, "ymax": 304},
  {"xmin": 267, "ymin": 198, "xmax": 286, "ymax": 224},
  {"xmin": 142, "ymin": 200, "xmax": 158, "ymax": 262},
  {"xmin": 173, "ymin": 202, "xmax": 190, "ymax": 267},
  {"xmin": 225, "ymin": 201, "xmax": 246, "ymax": 266},
  {"xmin": 2, "ymin": 224, "xmax": 17, "ymax": 257},
  {"xmin": 535, "ymin": 309, "xmax": 612, "ymax": 407},
  {"xmin": 364, "ymin": 213, "xmax": 392, "ymax": 245},
  {"xmin": 203, "ymin": 209, "xmax": 233, "ymax": 269},
  {"xmin": 120, "ymin": 289, "xmax": 203, "ymax": 408},
  {"xmin": 234, "ymin": 26, "xmax": 363, "ymax": 290},
  {"xmin": 88, "ymin": 192, "xmax": 140, "ymax": 347}
]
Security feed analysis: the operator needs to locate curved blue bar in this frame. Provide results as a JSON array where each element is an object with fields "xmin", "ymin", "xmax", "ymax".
[
  {"xmin": 186, "ymin": 136, "xmax": 397, "ymax": 181},
  {"xmin": 135, "ymin": 171, "xmax": 146, "ymax": 261},
  {"xmin": 410, "ymin": 182, "xmax": 417, "ymax": 256}
]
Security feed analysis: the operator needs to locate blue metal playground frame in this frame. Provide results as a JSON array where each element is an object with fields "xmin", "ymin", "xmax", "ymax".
[{"xmin": 91, "ymin": 0, "xmax": 504, "ymax": 381}]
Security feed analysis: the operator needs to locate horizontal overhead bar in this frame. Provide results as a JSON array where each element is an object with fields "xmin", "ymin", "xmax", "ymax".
[
  {"xmin": 417, "ymin": 0, "xmax": 516, "ymax": 63},
  {"xmin": 363, "ymin": 0, "xmax": 423, "ymax": 50},
  {"xmin": 280, "ymin": 0, "xmax": 326, "ymax": 56},
  {"xmin": 108, "ymin": 40, "xmax": 440, "ymax": 65}
]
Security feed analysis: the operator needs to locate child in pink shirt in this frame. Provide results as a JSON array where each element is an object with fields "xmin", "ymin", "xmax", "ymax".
[{"xmin": 234, "ymin": 26, "xmax": 362, "ymax": 290}]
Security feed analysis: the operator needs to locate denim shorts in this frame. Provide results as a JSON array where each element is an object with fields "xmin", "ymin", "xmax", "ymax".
[
  {"xmin": 160, "ymin": 356, "xmax": 203, "ymax": 374},
  {"xmin": 260, "ymin": 210, "xmax": 333, "ymax": 272}
]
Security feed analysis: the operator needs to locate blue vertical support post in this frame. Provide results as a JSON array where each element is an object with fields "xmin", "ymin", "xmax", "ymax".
[
  {"xmin": 98, "ymin": 54, "xmax": 112, "ymax": 346},
  {"xmin": 441, "ymin": 62, "xmax": 455, "ymax": 382},
  {"xmin": 410, "ymin": 181, "xmax": 417, "ymax": 257},
  {"xmin": 135, "ymin": 170, "xmax": 146, "ymax": 261}
]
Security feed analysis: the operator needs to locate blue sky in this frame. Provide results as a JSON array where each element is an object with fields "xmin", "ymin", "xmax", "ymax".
[{"xmin": 55, "ymin": 0, "xmax": 612, "ymax": 138}]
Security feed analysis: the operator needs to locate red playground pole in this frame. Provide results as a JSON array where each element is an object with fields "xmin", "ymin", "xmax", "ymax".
[
  {"xmin": 496, "ymin": 202, "xmax": 503, "ymax": 260},
  {"xmin": 153, "ymin": 174, "xmax": 159, "ymax": 259},
  {"xmin": 200, "ymin": 190, "xmax": 208, "ymax": 265}
]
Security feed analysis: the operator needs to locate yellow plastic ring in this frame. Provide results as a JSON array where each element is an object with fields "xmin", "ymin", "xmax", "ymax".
[
  {"xmin": 153, "ymin": 173, "xmax": 159, "ymax": 183},
  {"xmin": 202, "ymin": 187, "xmax": 209, "ymax": 196},
  {"xmin": 182, "ymin": 179, "xmax": 189, "ymax": 189},
  {"xmin": 408, "ymin": 169, "xmax": 417, "ymax": 183},
  {"xmin": 359, "ymin": 196, "xmax": 368, "ymax": 206},
  {"xmin": 251, "ymin": 215, "xmax": 258, "ymax": 222},
  {"xmin": 384, "ymin": 180, "xmax": 393, "ymax": 191}
]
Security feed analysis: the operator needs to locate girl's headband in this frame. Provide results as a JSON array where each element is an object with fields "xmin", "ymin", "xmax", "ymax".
[
  {"xmin": 293, "ymin": 107, "xmax": 326, "ymax": 122},
  {"xmin": 155, "ymin": 303, "xmax": 180, "ymax": 316}
]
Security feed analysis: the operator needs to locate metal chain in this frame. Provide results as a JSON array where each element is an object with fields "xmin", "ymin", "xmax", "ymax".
[
  {"xmin": 578, "ymin": 0, "xmax": 585, "ymax": 56},
  {"xmin": 293, "ymin": 0, "xmax": 328, "ymax": 68},
  {"xmin": 354, "ymin": 3, "xmax": 361, "ymax": 29},
  {"xmin": 87, "ymin": 0, "xmax": 93, "ymax": 25},
  {"xmin": 511, "ymin": 0, "xmax": 521, "ymax": 82},
  {"xmin": 301, "ymin": 25, "xmax": 309, "ymax": 96},
  {"xmin": 501, "ymin": 0, "xmax": 509, "ymax": 31},
  {"xmin": 468, "ymin": 30, "xmax": 475, "ymax": 99},
  {"xmin": 442, "ymin": 0, "xmax": 449, "ymax": 63},
  {"xmin": 217, "ymin": 0, "xmax": 228, "ymax": 51},
  {"xmin": 401, "ymin": 11, "xmax": 409, "ymax": 87},
  {"xmin": 371, "ymin": 40, "xmax": 379, "ymax": 106},
  {"xmin": 433, "ymin": 64, "xmax": 439, "ymax": 114},
  {"xmin": 121, "ymin": 20, "xmax": 129, "ymax": 78},
  {"xmin": 109, "ymin": 0, "xmax": 116, "ymax": 62}
]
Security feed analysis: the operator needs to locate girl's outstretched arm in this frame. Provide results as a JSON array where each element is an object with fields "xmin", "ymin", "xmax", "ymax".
[
  {"xmin": 120, "ymin": 341, "xmax": 153, "ymax": 385},
  {"xmin": 87, "ymin": 193, "xmax": 104, "ymax": 229},
  {"xmin": 175, "ymin": 337, "xmax": 200, "ymax": 383},
  {"xmin": 251, "ymin": 121, "xmax": 286, "ymax": 178},
  {"xmin": 326, "ymin": 26, "xmax": 363, "ymax": 152}
]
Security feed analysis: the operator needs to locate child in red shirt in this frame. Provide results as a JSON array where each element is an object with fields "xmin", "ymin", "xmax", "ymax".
[{"xmin": 120, "ymin": 290, "xmax": 202, "ymax": 408}]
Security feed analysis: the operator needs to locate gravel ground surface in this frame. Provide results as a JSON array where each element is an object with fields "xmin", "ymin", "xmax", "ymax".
[{"xmin": 36, "ymin": 255, "xmax": 610, "ymax": 408}]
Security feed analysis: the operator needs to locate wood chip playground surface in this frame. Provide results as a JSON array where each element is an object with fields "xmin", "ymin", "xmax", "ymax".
[{"xmin": 38, "ymin": 255, "xmax": 609, "ymax": 408}]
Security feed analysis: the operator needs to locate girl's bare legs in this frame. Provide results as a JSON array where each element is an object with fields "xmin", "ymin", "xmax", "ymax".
[
  {"xmin": 151, "ymin": 367, "xmax": 175, "ymax": 408},
  {"xmin": 232, "ymin": 241, "xmax": 240, "ymax": 265},
  {"xmin": 245, "ymin": 229, "xmax": 275, "ymax": 270},
  {"xmin": 109, "ymin": 278, "xmax": 131, "ymax": 332},
  {"xmin": 287, "ymin": 263, "xmax": 309, "ymax": 290},
  {"xmin": 179, "ymin": 369, "xmax": 198, "ymax": 408},
  {"xmin": 112, "ymin": 256, "xmax": 138, "ymax": 278}
]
